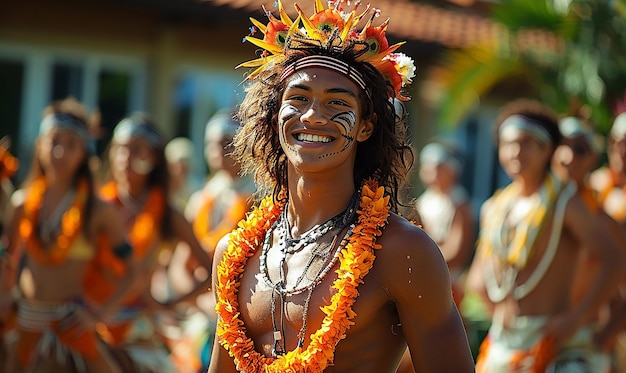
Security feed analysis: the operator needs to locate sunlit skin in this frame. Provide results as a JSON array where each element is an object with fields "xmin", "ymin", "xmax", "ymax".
[
  {"xmin": 608, "ymin": 135, "xmax": 626, "ymax": 178},
  {"xmin": 498, "ymin": 131, "xmax": 552, "ymax": 190},
  {"xmin": 277, "ymin": 68, "xmax": 363, "ymax": 176},
  {"xmin": 590, "ymin": 133, "xmax": 626, "ymax": 223},
  {"xmin": 209, "ymin": 68, "xmax": 474, "ymax": 372},
  {"xmin": 552, "ymin": 138, "xmax": 597, "ymax": 185},
  {"xmin": 3, "ymin": 126, "xmax": 134, "ymax": 373},
  {"xmin": 107, "ymin": 134, "xmax": 212, "ymax": 312},
  {"xmin": 553, "ymin": 136, "xmax": 626, "ymax": 351},
  {"xmin": 417, "ymin": 160, "xmax": 475, "ymax": 277},
  {"xmin": 466, "ymin": 127, "xmax": 624, "ymax": 353},
  {"xmin": 109, "ymin": 137, "xmax": 157, "ymax": 201},
  {"xmin": 39, "ymin": 128, "xmax": 88, "ymax": 187},
  {"xmin": 205, "ymin": 131, "xmax": 240, "ymax": 177}
]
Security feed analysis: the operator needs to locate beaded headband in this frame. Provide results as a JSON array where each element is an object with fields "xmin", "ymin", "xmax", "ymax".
[
  {"xmin": 559, "ymin": 116, "xmax": 602, "ymax": 153},
  {"xmin": 113, "ymin": 114, "xmax": 163, "ymax": 149},
  {"xmin": 39, "ymin": 113, "xmax": 96, "ymax": 154},
  {"xmin": 499, "ymin": 115, "xmax": 553, "ymax": 145},
  {"xmin": 238, "ymin": 0, "xmax": 416, "ymax": 100}
]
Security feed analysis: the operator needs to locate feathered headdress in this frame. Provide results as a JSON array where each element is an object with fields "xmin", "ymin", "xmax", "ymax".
[{"xmin": 237, "ymin": 0, "xmax": 416, "ymax": 100}]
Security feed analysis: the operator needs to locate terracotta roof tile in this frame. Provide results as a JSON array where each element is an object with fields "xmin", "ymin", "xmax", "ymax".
[{"xmin": 202, "ymin": 0, "xmax": 560, "ymax": 51}]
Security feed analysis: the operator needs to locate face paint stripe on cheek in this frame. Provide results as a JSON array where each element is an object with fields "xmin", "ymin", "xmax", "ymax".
[
  {"xmin": 279, "ymin": 104, "xmax": 300, "ymax": 126},
  {"xmin": 330, "ymin": 111, "xmax": 356, "ymax": 133}
]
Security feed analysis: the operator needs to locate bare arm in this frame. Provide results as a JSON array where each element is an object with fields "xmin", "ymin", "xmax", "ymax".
[
  {"xmin": 438, "ymin": 201, "xmax": 475, "ymax": 274},
  {"xmin": 0, "ymin": 201, "xmax": 23, "ymax": 322},
  {"xmin": 592, "ymin": 211, "xmax": 626, "ymax": 350},
  {"xmin": 164, "ymin": 207, "xmax": 213, "ymax": 307},
  {"xmin": 207, "ymin": 234, "xmax": 238, "ymax": 373},
  {"xmin": 464, "ymin": 198, "xmax": 495, "ymax": 315},
  {"xmin": 546, "ymin": 195, "xmax": 625, "ymax": 343},
  {"xmin": 88, "ymin": 201, "xmax": 139, "ymax": 321},
  {"xmin": 383, "ymin": 216, "xmax": 474, "ymax": 372}
]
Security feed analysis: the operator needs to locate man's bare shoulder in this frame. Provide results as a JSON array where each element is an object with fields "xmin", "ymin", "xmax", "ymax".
[
  {"xmin": 377, "ymin": 213, "xmax": 449, "ymax": 286},
  {"xmin": 379, "ymin": 213, "xmax": 438, "ymax": 254}
]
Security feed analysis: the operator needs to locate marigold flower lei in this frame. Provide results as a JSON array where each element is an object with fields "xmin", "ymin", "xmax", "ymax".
[
  {"xmin": 215, "ymin": 179, "xmax": 390, "ymax": 373},
  {"xmin": 19, "ymin": 176, "xmax": 89, "ymax": 265},
  {"xmin": 0, "ymin": 145, "xmax": 19, "ymax": 182},
  {"xmin": 99, "ymin": 181, "xmax": 165, "ymax": 259},
  {"xmin": 193, "ymin": 194, "xmax": 249, "ymax": 253}
]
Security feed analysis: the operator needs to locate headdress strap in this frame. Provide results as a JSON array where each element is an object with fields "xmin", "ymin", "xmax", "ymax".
[
  {"xmin": 113, "ymin": 117, "xmax": 163, "ymax": 149},
  {"xmin": 39, "ymin": 113, "xmax": 95, "ymax": 154},
  {"xmin": 499, "ymin": 115, "xmax": 552, "ymax": 145},
  {"xmin": 280, "ymin": 55, "xmax": 367, "ymax": 91}
]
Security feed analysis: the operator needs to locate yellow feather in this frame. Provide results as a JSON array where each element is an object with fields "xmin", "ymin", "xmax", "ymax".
[
  {"xmin": 278, "ymin": 0, "xmax": 293, "ymax": 27},
  {"xmin": 244, "ymin": 36, "xmax": 284, "ymax": 54},
  {"xmin": 287, "ymin": 15, "xmax": 302, "ymax": 38},
  {"xmin": 295, "ymin": 4, "xmax": 322, "ymax": 40},
  {"xmin": 235, "ymin": 57, "xmax": 268, "ymax": 69},
  {"xmin": 314, "ymin": 0, "xmax": 324, "ymax": 13},
  {"xmin": 250, "ymin": 17, "xmax": 267, "ymax": 34}
]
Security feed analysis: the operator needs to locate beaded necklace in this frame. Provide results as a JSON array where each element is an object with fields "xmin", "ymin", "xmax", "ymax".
[
  {"xmin": 215, "ymin": 179, "xmax": 390, "ymax": 373},
  {"xmin": 260, "ymin": 193, "xmax": 359, "ymax": 356}
]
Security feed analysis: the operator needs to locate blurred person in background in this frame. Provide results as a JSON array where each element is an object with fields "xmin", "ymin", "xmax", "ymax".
[
  {"xmin": 166, "ymin": 109, "xmax": 255, "ymax": 371},
  {"xmin": 397, "ymin": 140, "xmax": 476, "ymax": 373},
  {"xmin": 552, "ymin": 115, "xmax": 626, "ymax": 372},
  {"xmin": 86, "ymin": 112, "xmax": 212, "ymax": 373},
  {"xmin": 2, "ymin": 97, "xmax": 137, "ymax": 372},
  {"xmin": 416, "ymin": 140, "xmax": 475, "ymax": 306},
  {"xmin": 466, "ymin": 99, "xmax": 624, "ymax": 372},
  {"xmin": 165, "ymin": 136, "xmax": 196, "ymax": 212},
  {"xmin": 0, "ymin": 137, "xmax": 18, "ymax": 369},
  {"xmin": 591, "ymin": 112, "xmax": 626, "ymax": 225}
]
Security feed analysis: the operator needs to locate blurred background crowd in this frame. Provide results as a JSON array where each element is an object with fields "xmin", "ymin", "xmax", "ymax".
[{"xmin": 1, "ymin": 0, "xmax": 626, "ymax": 372}]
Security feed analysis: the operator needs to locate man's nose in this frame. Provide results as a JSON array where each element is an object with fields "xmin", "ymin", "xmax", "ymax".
[{"xmin": 300, "ymin": 101, "xmax": 328, "ymax": 126}]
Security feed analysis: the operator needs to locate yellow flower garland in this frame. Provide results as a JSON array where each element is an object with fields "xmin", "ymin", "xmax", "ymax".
[{"xmin": 215, "ymin": 179, "xmax": 390, "ymax": 373}]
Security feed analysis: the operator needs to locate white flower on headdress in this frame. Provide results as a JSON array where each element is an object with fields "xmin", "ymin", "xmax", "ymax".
[{"xmin": 386, "ymin": 53, "xmax": 416, "ymax": 85}]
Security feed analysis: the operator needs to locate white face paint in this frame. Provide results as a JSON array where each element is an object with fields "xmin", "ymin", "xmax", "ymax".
[{"xmin": 330, "ymin": 111, "xmax": 357, "ymax": 154}]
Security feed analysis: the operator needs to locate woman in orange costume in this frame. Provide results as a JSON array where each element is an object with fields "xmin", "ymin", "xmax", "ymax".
[
  {"xmin": 88, "ymin": 112, "xmax": 212, "ymax": 373},
  {"xmin": 2, "ymin": 98, "xmax": 136, "ymax": 372},
  {"xmin": 0, "ymin": 138, "xmax": 19, "ymax": 370},
  {"xmin": 167, "ymin": 109, "xmax": 255, "ymax": 371}
]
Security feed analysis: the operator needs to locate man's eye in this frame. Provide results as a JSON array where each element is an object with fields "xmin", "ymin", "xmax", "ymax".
[
  {"xmin": 285, "ymin": 94, "xmax": 307, "ymax": 102},
  {"xmin": 330, "ymin": 99, "xmax": 349, "ymax": 106}
]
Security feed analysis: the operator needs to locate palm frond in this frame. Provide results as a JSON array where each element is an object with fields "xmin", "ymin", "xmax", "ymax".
[{"xmin": 430, "ymin": 45, "xmax": 524, "ymax": 129}]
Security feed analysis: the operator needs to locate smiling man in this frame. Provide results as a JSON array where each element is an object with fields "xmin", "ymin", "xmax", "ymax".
[{"xmin": 207, "ymin": 1, "xmax": 474, "ymax": 372}]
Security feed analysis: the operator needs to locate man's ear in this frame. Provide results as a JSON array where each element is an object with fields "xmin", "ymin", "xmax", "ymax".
[{"xmin": 357, "ymin": 119, "xmax": 374, "ymax": 142}]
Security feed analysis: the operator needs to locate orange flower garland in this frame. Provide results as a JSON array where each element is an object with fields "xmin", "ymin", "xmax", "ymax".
[
  {"xmin": 215, "ymin": 179, "xmax": 390, "ymax": 373},
  {"xmin": 0, "ymin": 145, "xmax": 19, "ymax": 182},
  {"xmin": 19, "ymin": 176, "xmax": 89, "ymax": 265},
  {"xmin": 99, "ymin": 181, "xmax": 165, "ymax": 259},
  {"xmin": 476, "ymin": 335, "xmax": 557, "ymax": 372},
  {"xmin": 193, "ymin": 194, "xmax": 249, "ymax": 253}
]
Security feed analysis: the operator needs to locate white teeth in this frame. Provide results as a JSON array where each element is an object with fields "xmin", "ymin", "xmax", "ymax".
[{"xmin": 296, "ymin": 133, "xmax": 332, "ymax": 143}]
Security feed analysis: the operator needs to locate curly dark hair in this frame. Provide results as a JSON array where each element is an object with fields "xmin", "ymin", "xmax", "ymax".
[{"xmin": 233, "ymin": 45, "xmax": 414, "ymax": 212}]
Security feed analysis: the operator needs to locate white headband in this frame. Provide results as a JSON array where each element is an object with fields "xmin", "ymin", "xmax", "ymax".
[
  {"xmin": 39, "ymin": 113, "xmax": 95, "ymax": 154},
  {"xmin": 281, "ymin": 55, "xmax": 367, "ymax": 92},
  {"xmin": 499, "ymin": 115, "xmax": 552, "ymax": 145}
]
